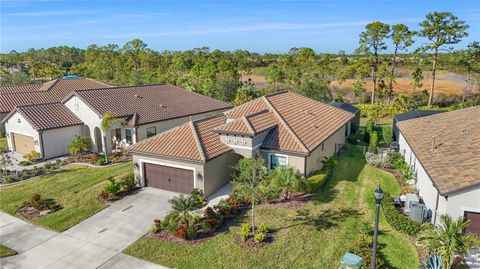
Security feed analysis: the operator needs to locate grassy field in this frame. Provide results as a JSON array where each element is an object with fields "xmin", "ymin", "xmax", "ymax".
[
  {"xmin": 0, "ymin": 245, "xmax": 17, "ymax": 258},
  {"xmin": 124, "ymin": 149, "xmax": 419, "ymax": 269},
  {"xmin": 0, "ymin": 162, "xmax": 131, "ymax": 232}
]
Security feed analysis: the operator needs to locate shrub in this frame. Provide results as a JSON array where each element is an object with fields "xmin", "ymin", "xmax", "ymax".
[
  {"xmin": 365, "ymin": 152, "xmax": 386, "ymax": 168},
  {"xmin": 26, "ymin": 193, "xmax": 60, "ymax": 211},
  {"xmin": 400, "ymin": 185, "xmax": 417, "ymax": 195},
  {"xmin": 257, "ymin": 224, "xmax": 270, "ymax": 234},
  {"xmin": 103, "ymin": 177, "xmax": 121, "ymax": 197},
  {"xmin": 385, "ymin": 151, "xmax": 403, "ymax": 168},
  {"xmin": 43, "ymin": 162, "xmax": 52, "ymax": 170},
  {"xmin": 122, "ymin": 173, "xmax": 136, "ymax": 192},
  {"xmin": 19, "ymin": 160, "xmax": 30, "ymax": 166},
  {"xmin": 186, "ymin": 225, "xmax": 198, "ymax": 240},
  {"xmin": 175, "ymin": 225, "xmax": 187, "ymax": 239},
  {"xmin": 382, "ymin": 193, "xmax": 426, "ymax": 236},
  {"xmin": 153, "ymin": 219, "xmax": 162, "ymax": 230},
  {"xmin": 382, "ymin": 126, "xmax": 393, "ymax": 145},
  {"xmin": 96, "ymin": 158, "xmax": 105, "ymax": 166},
  {"xmin": 254, "ymin": 231, "xmax": 267, "ymax": 243},
  {"xmin": 190, "ymin": 188, "xmax": 207, "ymax": 209},
  {"xmin": 369, "ymin": 131, "xmax": 379, "ymax": 150},
  {"xmin": 349, "ymin": 234, "xmax": 384, "ymax": 268},
  {"xmin": 161, "ymin": 211, "xmax": 180, "ymax": 232},
  {"xmin": 207, "ymin": 218, "xmax": 219, "ymax": 228},
  {"xmin": 346, "ymin": 136, "xmax": 357, "ymax": 145},
  {"xmin": 0, "ymin": 131, "xmax": 5, "ymax": 139},
  {"xmin": 24, "ymin": 151, "xmax": 41, "ymax": 162},
  {"xmin": 68, "ymin": 135, "xmax": 91, "ymax": 156},
  {"xmin": 4, "ymin": 176, "xmax": 15, "ymax": 184},
  {"xmin": 204, "ymin": 207, "xmax": 216, "ymax": 219},
  {"xmin": 298, "ymin": 170, "xmax": 328, "ymax": 193},
  {"xmin": 150, "ymin": 226, "xmax": 159, "ymax": 234},
  {"xmin": 56, "ymin": 159, "xmax": 64, "ymax": 166},
  {"xmin": 202, "ymin": 221, "xmax": 212, "ymax": 231},
  {"xmin": 241, "ymin": 223, "xmax": 252, "ymax": 242}
]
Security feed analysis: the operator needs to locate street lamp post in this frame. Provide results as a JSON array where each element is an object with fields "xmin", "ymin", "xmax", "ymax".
[{"xmin": 371, "ymin": 185, "xmax": 384, "ymax": 269}]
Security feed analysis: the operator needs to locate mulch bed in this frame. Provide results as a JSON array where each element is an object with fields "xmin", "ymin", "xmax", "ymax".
[
  {"xmin": 149, "ymin": 214, "xmax": 240, "ymax": 245},
  {"xmin": 16, "ymin": 206, "xmax": 60, "ymax": 220},
  {"xmin": 234, "ymin": 234, "xmax": 274, "ymax": 249},
  {"xmin": 266, "ymin": 195, "xmax": 311, "ymax": 210},
  {"xmin": 98, "ymin": 188, "xmax": 141, "ymax": 204}
]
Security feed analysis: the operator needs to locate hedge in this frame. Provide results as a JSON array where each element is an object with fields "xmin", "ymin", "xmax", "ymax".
[
  {"xmin": 382, "ymin": 193, "xmax": 428, "ymax": 236},
  {"xmin": 298, "ymin": 170, "xmax": 328, "ymax": 193}
]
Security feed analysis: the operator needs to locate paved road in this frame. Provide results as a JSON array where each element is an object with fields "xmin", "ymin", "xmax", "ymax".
[{"xmin": 0, "ymin": 188, "xmax": 174, "ymax": 269}]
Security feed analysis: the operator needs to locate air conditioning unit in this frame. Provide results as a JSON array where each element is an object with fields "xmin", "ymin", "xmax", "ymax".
[
  {"xmin": 405, "ymin": 193, "xmax": 419, "ymax": 209},
  {"xmin": 410, "ymin": 202, "xmax": 427, "ymax": 223}
]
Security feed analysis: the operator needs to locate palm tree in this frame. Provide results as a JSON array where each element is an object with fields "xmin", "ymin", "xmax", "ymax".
[
  {"xmin": 168, "ymin": 195, "xmax": 196, "ymax": 226},
  {"xmin": 269, "ymin": 166, "xmax": 300, "ymax": 200},
  {"xmin": 100, "ymin": 111, "xmax": 124, "ymax": 164},
  {"xmin": 420, "ymin": 215, "xmax": 478, "ymax": 268}
]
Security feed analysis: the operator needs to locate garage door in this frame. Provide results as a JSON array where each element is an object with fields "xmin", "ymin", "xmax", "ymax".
[
  {"xmin": 12, "ymin": 133, "xmax": 35, "ymax": 154},
  {"xmin": 144, "ymin": 163, "xmax": 194, "ymax": 194},
  {"xmin": 465, "ymin": 212, "xmax": 480, "ymax": 238}
]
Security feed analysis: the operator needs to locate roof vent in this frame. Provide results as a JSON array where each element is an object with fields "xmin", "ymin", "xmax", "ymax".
[
  {"xmin": 160, "ymin": 104, "xmax": 166, "ymax": 108},
  {"xmin": 134, "ymin": 94, "xmax": 143, "ymax": 99}
]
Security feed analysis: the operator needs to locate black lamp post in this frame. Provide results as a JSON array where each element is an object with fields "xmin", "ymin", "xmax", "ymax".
[{"xmin": 371, "ymin": 185, "xmax": 384, "ymax": 269}]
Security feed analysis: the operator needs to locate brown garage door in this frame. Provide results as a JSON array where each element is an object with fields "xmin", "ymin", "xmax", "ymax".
[
  {"xmin": 465, "ymin": 212, "xmax": 480, "ymax": 238},
  {"xmin": 144, "ymin": 163, "xmax": 194, "ymax": 194},
  {"xmin": 12, "ymin": 133, "xmax": 35, "ymax": 154}
]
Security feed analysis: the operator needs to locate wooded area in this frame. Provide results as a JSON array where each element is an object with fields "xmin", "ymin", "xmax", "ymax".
[{"xmin": 1, "ymin": 12, "xmax": 479, "ymax": 110}]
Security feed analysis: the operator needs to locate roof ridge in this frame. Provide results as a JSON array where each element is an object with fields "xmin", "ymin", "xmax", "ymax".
[
  {"xmin": 15, "ymin": 101, "xmax": 63, "ymax": 109},
  {"xmin": 189, "ymin": 121, "xmax": 207, "ymax": 161},
  {"xmin": 264, "ymin": 90, "xmax": 289, "ymax": 98},
  {"xmin": 262, "ymin": 96, "xmax": 310, "ymax": 153},
  {"xmin": 242, "ymin": 116, "xmax": 255, "ymax": 135},
  {"xmin": 84, "ymin": 77, "xmax": 111, "ymax": 87},
  {"xmin": 41, "ymin": 79, "xmax": 59, "ymax": 91},
  {"xmin": 73, "ymin": 83, "xmax": 170, "ymax": 93}
]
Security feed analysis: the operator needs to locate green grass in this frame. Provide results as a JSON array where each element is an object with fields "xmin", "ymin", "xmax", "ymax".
[
  {"xmin": 0, "ymin": 162, "xmax": 132, "ymax": 232},
  {"xmin": 0, "ymin": 245, "xmax": 17, "ymax": 258},
  {"xmin": 124, "ymin": 149, "xmax": 419, "ymax": 269}
]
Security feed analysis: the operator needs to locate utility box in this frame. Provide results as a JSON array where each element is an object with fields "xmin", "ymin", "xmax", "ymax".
[
  {"xmin": 410, "ymin": 202, "xmax": 427, "ymax": 223},
  {"xmin": 405, "ymin": 194, "xmax": 419, "ymax": 209},
  {"xmin": 339, "ymin": 252, "xmax": 363, "ymax": 269}
]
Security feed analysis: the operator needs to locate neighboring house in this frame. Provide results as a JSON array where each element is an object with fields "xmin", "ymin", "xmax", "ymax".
[
  {"xmin": 129, "ymin": 91, "xmax": 354, "ymax": 196},
  {"xmin": 3, "ymin": 103, "xmax": 83, "ymax": 158},
  {"xmin": 2, "ymin": 84, "xmax": 232, "ymax": 160},
  {"xmin": 0, "ymin": 76, "xmax": 110, "ymax": 131},
  {"xmin": 397, "ymin": 106, "xmax": 480, "ymax": 237},
  {"xmin": 393, "ymin": 109, "xmax": 444, "ymax": 142},
  {"xmin": 329, "ymin": 101, "xmax": 360, "ymax": 133}
]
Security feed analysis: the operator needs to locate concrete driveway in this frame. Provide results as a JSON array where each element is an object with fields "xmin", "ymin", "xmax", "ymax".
[{"xmin": 0, "ymin": 188, "xmax": 174, "ymax": 269}]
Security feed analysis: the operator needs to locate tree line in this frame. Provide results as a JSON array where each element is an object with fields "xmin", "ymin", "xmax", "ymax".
[{"xmin": 1, "ymin": 11, "xmax": 478, "ymax": 108}]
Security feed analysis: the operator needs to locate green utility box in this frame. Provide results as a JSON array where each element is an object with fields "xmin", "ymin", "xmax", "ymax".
[{"xmin": 339, "ymin": 252, "xmax": 363, "ymax": 269}]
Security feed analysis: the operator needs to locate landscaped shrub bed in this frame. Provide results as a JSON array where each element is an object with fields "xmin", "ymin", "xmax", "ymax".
[
  {"xmin": 98, "ymin": 173, "xmax": 140, "ymax": 203},
  {"xmin": 0, "ymin": 161, "xmax": 62, "ymax": 184},
  {"xmin": 382, "ymin": 193, "xmax": 430, "ymax": 236},
  {"xmin": 16, "ymin": 193, "xmax": 62, "ymax": 220},
  {"xmin": 64, "ymin": 150, "xmax": 131, "ymax": 166}
]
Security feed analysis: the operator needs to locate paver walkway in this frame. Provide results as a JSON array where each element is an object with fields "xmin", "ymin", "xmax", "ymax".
[{"xmin": 0, "ymin": 188, "xmax": 173, "ymax": 269}]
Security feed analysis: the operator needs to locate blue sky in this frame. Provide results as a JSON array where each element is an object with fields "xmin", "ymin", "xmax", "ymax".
[{"xmin": 1, "ymin": 0, "xmax": 479, "ymax": 53}]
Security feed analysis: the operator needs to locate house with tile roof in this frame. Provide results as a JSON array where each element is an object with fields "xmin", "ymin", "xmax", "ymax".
[
  {"xmin": 397, "ymin": 106, "xmax": 480, "ymax": 237},
  {"xmin": 128, "ymin": 91, "xmax": 355, "ymax": 196},
  {"xmin": 2, "ymin": 84, "xmax": 232, "ymax": 159},
  {"xmin": 0, "ymin": 77, "xmax": 110, "ymax": 131}
]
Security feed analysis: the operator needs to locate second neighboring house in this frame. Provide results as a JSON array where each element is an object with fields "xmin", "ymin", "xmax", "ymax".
[
  {"xmin": 397, "ymin": 106, "xmax": 480, "ymax": 237},
  {"xmin": 128, "ymin": 91, "xmax": 355, "ymax": 196},
  {"xmin": 329, "ymin": 101, "xmax": 360, "ymax": 133},
  {"xmin": 0, "ymin": 76, "xmax": 110, "ymax": 131},
  {"xmin": 392, "ymin": 109, "xmax": 444, "ymax": 142},
  {"xmin": 2, "ymin": 84, "xmax": 232, "ymax": 159}
]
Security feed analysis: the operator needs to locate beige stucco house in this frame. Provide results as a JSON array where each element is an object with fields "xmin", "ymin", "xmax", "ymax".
[
  {"xmin": 2, "ymin": 84, "xmax": 231, "ymax": 160},
  {"xmin": 397, "ymin": 106, "xmax": 480, "ymax": 237},
  {"xmin": 129, "ymin": 91, "xmax": 355, "ymax": 196}
]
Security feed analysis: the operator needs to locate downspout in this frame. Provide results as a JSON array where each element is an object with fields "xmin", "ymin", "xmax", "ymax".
[
  {"xmin": 433, "ymin": 191, "xmax": 440, "ymax": 225},
  {"xmin": 134, "ymin": 127, "xmax": 138, "ymax": 144},
  {"xmin": 39, "ymin": 131, "xmax": 45, "ymax": 159}
]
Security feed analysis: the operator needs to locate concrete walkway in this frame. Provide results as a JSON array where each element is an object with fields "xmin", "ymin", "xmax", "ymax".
[{"xmin": 0, "ymin": 188, "xmax": 173, "ymax": 269}]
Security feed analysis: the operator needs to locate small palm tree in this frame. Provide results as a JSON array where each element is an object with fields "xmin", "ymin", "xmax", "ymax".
[
  {"xmin": 168, "ymin": 195, "xmax": 195, "ymax": 226},
  {"xmin": 420, "ymin": 215, "xmax": 478, "ymax": 268},
  {"xmin": 269, "ymin": 166, "xmax": 300, "ymax": 200},
  {"xmin": 100, "ymin": 112, "xmax": 124, "ymax": 164}
]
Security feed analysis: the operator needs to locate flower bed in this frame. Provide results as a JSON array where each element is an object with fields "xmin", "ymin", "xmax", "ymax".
[
  {"xmin": 16, "ymin": 194, "xmax": 62, "ymax": 220},
  {"xmin": 64, "ymin": 150, "xmax": 131, "ymax": 166},
  {"xmin": 98, "ymin": 173, "xmax": 139, "ymax": 203},
  {"xmin": 1, "ymin": 161, "xmax": 62, "ymax": 184}
]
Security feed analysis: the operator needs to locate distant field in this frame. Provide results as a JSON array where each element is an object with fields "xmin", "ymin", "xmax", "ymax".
[{"xmin": 244, "ymin": 69, "xmax": 475, "ymax": 97}]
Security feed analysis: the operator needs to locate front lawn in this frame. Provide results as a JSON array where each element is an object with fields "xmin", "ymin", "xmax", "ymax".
[
  {"xmin": 0, "ymin": 245, "xmax": 17, "ymax": 258},
  {"xmin": 124, "ymin": 149, "xmax": 419, "ymax": 269},
  {"xmin": 0, "ymin": 162, "xmax": 131, "ymax": 231}
]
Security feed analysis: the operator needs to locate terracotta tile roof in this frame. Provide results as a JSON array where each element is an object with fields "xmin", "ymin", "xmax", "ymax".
[
  {"xmin": 0, "ymin": 83, "xmax": 43, "ymax": 93},
  {"xmin": 3, "ymin": 103, "xmax": 83, "ymax": 131},
  {"xmin": 214, "ymin": 110, "xmax": 277, "ymax": 136},
  {"xmin": 223, "ymin": 91, "xmax": 354, "ymax": 153},
  {"xmin": 69, "ymin": 84, "xmax": 232, "ymax": 126},
  {"xmin": 397, "ymin": 106, "xmax": 480, "ymax": 195},
  {"xmin": 128, "ymin": 114, "xmax": 231, "ymax": 162},
  {"xmin": 131, "ymin": 91, "xmax": 355, "ymax": 162},
  {"xmin": 0, "ymin": 78, "xmax": 110, "ymax": 113}
]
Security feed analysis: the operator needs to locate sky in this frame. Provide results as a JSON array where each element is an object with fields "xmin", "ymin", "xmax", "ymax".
[{"xmin": 1, "ymin": 0, "xmax": 479, "ymax": 54}]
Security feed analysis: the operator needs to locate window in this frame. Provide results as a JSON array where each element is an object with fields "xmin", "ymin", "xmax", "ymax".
[
  {"xmin": 125, "ymin": 129, "xmax": 132, "ymax": 144},
  {"xmin": 270, "ymin": 154, "xmax": 287, "ymax": 169},
  {"xmin": 115, "ymin": 128, "xmax": 122, "ymax": 142},
  {"xmin": 146, "ymin": 127, "xmax": 157, "ymax": 138}
]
